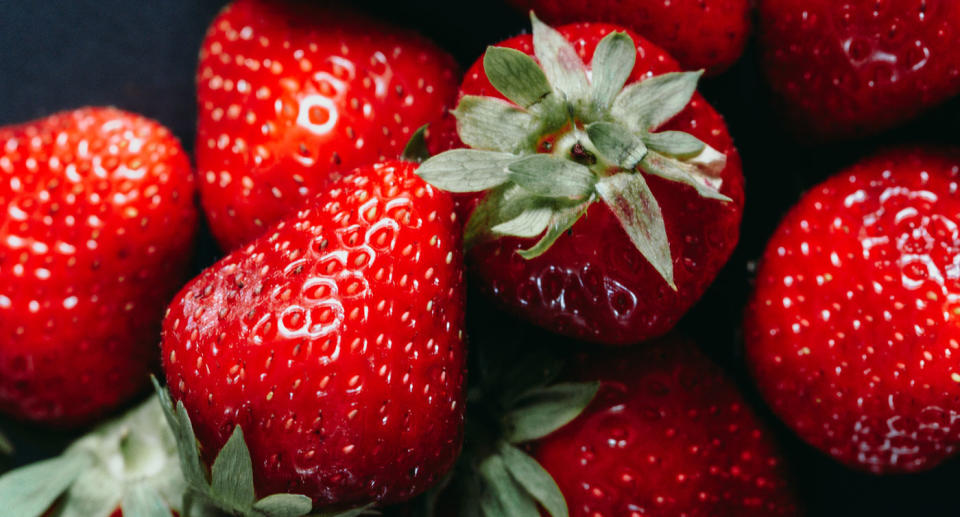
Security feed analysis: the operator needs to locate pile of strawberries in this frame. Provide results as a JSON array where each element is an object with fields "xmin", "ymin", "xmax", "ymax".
[{"xmin": 2, "ymin": 0, "xmax": 960, "ymax": 516}]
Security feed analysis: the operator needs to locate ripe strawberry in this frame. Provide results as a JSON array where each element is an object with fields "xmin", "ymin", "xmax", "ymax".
[
  {"xmin": 532, "ymin": 337, "xmax": 799, "ymax": 516},
  {"xmin": 0, "ymin": 107, "xmax": 197, "ymax": 427},
  {"xmin": 745, "ymin": 147, "xmax": 960, "ymax": 473},
  {"xmin": 506, "ymin": 0, "xmax": 752, "ymax": 74},
  {"xmin": 758, "ymin": 0, "xmax": 960, "ymax": 140},
  {"xmin": 196, "ymin": 0, "xmax": 460, "ymax": 251},
  {"xmin": 161, "ymin": 160, "xmax": 466, "ymax": 509},
  {"xmin": 418, "ymin": 16, "xmax": 744, "ymax": 345}
]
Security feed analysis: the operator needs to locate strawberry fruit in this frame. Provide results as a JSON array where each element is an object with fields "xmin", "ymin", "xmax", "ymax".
[
  {"xmin": 0, "ymin": 107, "xmax": 197, "ymax": 427},
  {"xmin": 160, "ymin": 159, "xmax": 466, "ymax": 510},
  {"xmin": 196, "ymin": 0, "xmax": 460, "ymax": 251},
  {"xmin": 418, "ymin": 15, "xmax": 744, "ymax": 345},
  {"xmin": 745, "ymin": 147, "xmax": 960, "ymax": 473}
]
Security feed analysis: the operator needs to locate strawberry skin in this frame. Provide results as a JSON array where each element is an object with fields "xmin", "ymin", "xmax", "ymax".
[
  {"xmin": 745, "ymin": 147, "xmax": 960, "ymax": 473},
  {"xmin": 532, "ymin": 336, "xmax": 799, "ymax": 516},
  {"xmin": 507, "ymin": 0, "xmax": 751, "ymax": 74},
  {"xmin": 0, "ymin": 107, "xmax": 196, "ymax": 427},
  {"xmin": 759, "ymin": 0, "xmax": 960, "ymax": 140},
  {"xmin": 161, "ymin": 160, "xmax": 466, "ymax": 507},
  {"xmin": 196, "ymin": 0, "xmax": 460, "ymax": 251},
  {"xmin": 437, "ymin": 23, "xmax": 744, "ymax": 345}
]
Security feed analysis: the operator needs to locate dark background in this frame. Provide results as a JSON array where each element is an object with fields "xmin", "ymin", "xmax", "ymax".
[{"xmin": 2, "ymin": 1, "xmax": 960, "ymax": 515}]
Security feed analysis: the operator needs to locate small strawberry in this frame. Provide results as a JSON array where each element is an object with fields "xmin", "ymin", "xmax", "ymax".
[
  {"xmin": 417, "ymin": 15, "xmax": 744, "ymax": 345},
  {"xmin": 506, "ymin": 0, "xmax": 752, "ymax": 74},
  {"xmin": 160, "ymin": 158, "xmax": 466, "ymax": 511},
  {"xmin": 0, "ymin": 107, "xmax": 197, "ymax": 427},
  {"xmin": 423, "ymin": 334, "xmax": 798, "ymax": 517},
  {"xmin": 196, "ymin": 0, "xmax": 460, "ymax": 251},
  {"xmin": 745, "ymin": 147, "xmax": 960, "ymax": 473},
  {"xmin": 758, "ymin": 0, "xmax": 960, "ymax": 140}
]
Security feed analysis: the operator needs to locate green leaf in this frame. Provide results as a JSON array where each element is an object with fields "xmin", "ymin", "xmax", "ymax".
[
  {"xmin": 484, "ymin": 46, "xmax": 553, "ymax": 109},
  {"xmin": 491, "ymin": 205, "xmax": 555, "ymax": 238},
  {"xmin": 0, "ymin": 453, "xmax": 91, "ymax": 517},
  {"xmin": 211, "ymin": 426, "xmax": 257, "ymax": 507},
  {"xmin": 641, "ymin": 130, "xmax": 705, "ymax": 159},
  {"xmin": 640, "ymin": 151, "xmax": 731, "ymax": 202},
  {"xmin": 530, "ymin": 12, "xmax": 589, "ymax": 106},
  {"xmin": 499, "ymin": 443, "xmax": 568, "ymax": 517},
  {"xmin": 122, "ymin": 484, "xmax": 172, "ymax": 517},
  {"xmin": 503, "ymin": 382, "xmax": 601, "ymax": 443},
  {"xmin": 0, "ymin": 429, "xmax": 12, "ymax": 456},
  {"xmin": 453, "ymin": 95, "xmax": 539, "ymax": 153},
  {"xmin": 252, "ymin": 493, "xmax": 314, "ymax": 517},
  {"xmin": 478, "ymin": 454, "xmax": 540, "ymax": 517},
  {"xmin": 151, "ymin": 377, "xmax": 208, "ymax": 488},
  {"xmin": 590, "ymin": 31, "xmax": 636, "ymax": 112},
  {"xmin": 416, "ymin": 149, "xmax": 517, "ymax": 193},
  {"xmin": 596, "ymin": 173, "xmax": 676, "ymax": 289},
  {"xmin": 517, "ymin": 201, "xmax": 590, "ymax": 259},
  {"xmin": 401, "ymin": 124, "xmax": 431, "ymax": 163},
  {"xmin": 585, "ymin": 122, "xmax": 647, "ymax": 170},
  {"xmin": 611, "ymin": 70, "xmax": 703, "ymax": 132},
  {"xmin": 507, "ymin": 154, "xmax": 596, "ymax": 198}
]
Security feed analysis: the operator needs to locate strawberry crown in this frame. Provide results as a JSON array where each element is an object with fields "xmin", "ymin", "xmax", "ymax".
[{"xmin": 416, "ymin": 13, "xmax": 730, "ymax": 289}]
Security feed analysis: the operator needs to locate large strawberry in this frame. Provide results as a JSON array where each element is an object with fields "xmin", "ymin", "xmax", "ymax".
[
  {"xmin": 745, "ymin": 147, "xmax": 960, "ymax": 473},
  {"xmin": 196, "ymin": 0, "xmax": 460, "ymax": 251},
  {"xmin": 160, "ymin": 158, "xmax": 466, "ymax": 512},
  {"xmin": 506, "ymin": 0, "xmax": 752, "ymax": 74},
  {"xmin": 0, "ymin": 107, "xmax": 196, "ymax": 427},
  {"xmin": 417, "ymin": 15, "xmax": 744, "ymax": 345},
  {"xmin": 759, "ymin": 0, "xmax": 960, "ymax": 140},
  {"xmin": 425, "ymin": 334, "xmax": 799, "ymax": 517}
]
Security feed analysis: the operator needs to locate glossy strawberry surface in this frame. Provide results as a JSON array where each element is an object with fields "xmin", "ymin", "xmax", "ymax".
[
  {"xmin": 507, "ymin": 0, "xmax": 751, "ymax": 74},
  {"xmin": 437, "ymin": 23, "xmax": 744, "ymax": 345},
  {"xmin": 759, "ymin": 0, "xmax": 960, "ymax": 140},
  {"xmin": 533, "ymin": 336, "xmax": 799, "ymax": 516},
  {"xmin": 745, "ymin": 147, "xmax": 960, "ymax": 473},
  {"xmin": 196, "ymin": 0, "xmax": 460, "ymax": 251},
  {"xmin": 162, "ymin": 160, "xmax": 466, "ymax": 507},
  {"xmin": 0, "ymin": 107, "xmax": 196, "ymax": 427}
]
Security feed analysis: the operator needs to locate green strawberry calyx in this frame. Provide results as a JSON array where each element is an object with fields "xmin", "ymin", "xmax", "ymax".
[
  {"xmin": 151, "ymin": 378, "xmax": 376, "ymax": 517},
  {"xmin": 415, "ymin": 12, "xmax": 731, "ymax": 290},
  {"xmin": 0, "ymin": 394, "xmax": 200, "ymax": 517}
]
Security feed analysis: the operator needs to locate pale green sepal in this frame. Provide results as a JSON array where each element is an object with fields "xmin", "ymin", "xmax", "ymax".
[
  {"xmin": 491, "ymin": 205, "xmax": 555, "ymax": 238},
  {"xmin": 453, "ymin": 95, "xmax": 539, "ymax": 153},
  {"xmin": 122, "ymin": 484, "xmax": 172, "ymax": 517},
  {"xmin": 589, "ymin": 31, "xmax": 636, "ymax": 113},
  {"xmin": 640, "ymin": 151, "xmax": 731, "ymax": 202},
  {"xmin": 530, "ymin": 12, "xmax": 589, "ymax": 108},
  {"xmin": 252, "ymin": 494, "xmax": 315, "ymax": 517},
  {"xmin": 478, "ymin": 454, "xmax": 540, "ymax": 517},
  {"xmin": 596, "ymin": 173, "xmax": 676, "ymax": 289},
  {"xmin": 415, "ymin": 149, "xmax": 516, "ymax": 193},
  {"xmin": 503, "ymin": 382, "xmax": 601, "ymax": 443},
  {"xmin": 611, "ymin": 70, "xmax": 703, "ymax": 132},
  {"xmin": 641, "ymin": 130, "xmax": 706, "ymax": 159},
  {"xmin": 484, "ymin": 46, "xmax": 553, "ymax": 109},
  {"xmin": 0, "ymin": 453, "xmax": 91, "ymax": 517},
  {"xmin": 498, "ymin": 442, "xmax": 568, "ymax": 517},
  {"xmin": 401, "ymin": 125, "xmax": 431, "ymax": 163},
  {"xmin": 508, "ymin": 154, "xmax": 596, "ymax": 199},
  {"xmin": 585, "ymin": 122, "xmax": 648, "ymax": 170},
  {"xmin": 211, "ymin": 426, "xmax": 257, "ymax": 508},
  {"xmin": 517, "ymin": 201, "xmax": 590, "ymax": 259}
]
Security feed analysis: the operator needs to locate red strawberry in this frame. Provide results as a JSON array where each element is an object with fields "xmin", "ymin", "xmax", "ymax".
[
  {"xmin": 758, "ymin": 0, "xmax": 960, "ymax": 140},
  {"xmin": 0, "ymin": 107, "xmax": 196, "ymax": 427},
  {"xmin": 161, "ymin": 160, "xmax": 466, "ymax": 509},
  {"xmin": 196, "ymin": 0, "xmax": 460, "ymax": 251},
  {"xmin": 745, "ymin": 147, "xmax": 960, "ymax": 473},
  {"xmin": 506, "ymin": 0, "xmax": 752, "ymax": 74},
  {"xmin": 418, "ymin": 16, "xmax": 743, "ymax": 345}
]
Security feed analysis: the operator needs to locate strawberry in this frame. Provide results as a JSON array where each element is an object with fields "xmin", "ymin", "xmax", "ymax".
[
  {"xmin": 758, "ymin": 0, "xmax": 960, "ymax": 140},
  {"xmin": 426, "ymin": 334, "xmax": 798, "ymax": 517},
  {"xmin": 196, "ymin": 0, "xmax": 460, "ymax": 251},
  {"xmin": 506, "ymin": 0, "xmax": 752, "ymax": 74},
  {"xmin": 0, "ymin": 107, "xmax": 197, "ymax": 427},
  {"xmin": 745, "ymin": 147, "xmax": 960, "ymax": 473},
  {"xmin": 417, "ymin": 16, "xmax": 744, "ymax": 345},
  {"xmin": 160, "ymin": 159, "xmax": 466, "ymax": 511}
]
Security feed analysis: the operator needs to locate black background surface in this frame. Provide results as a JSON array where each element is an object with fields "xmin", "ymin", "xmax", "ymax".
[{"xmin": 1, "ymin": 1, "xmax": 960, "ymax": 515}]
